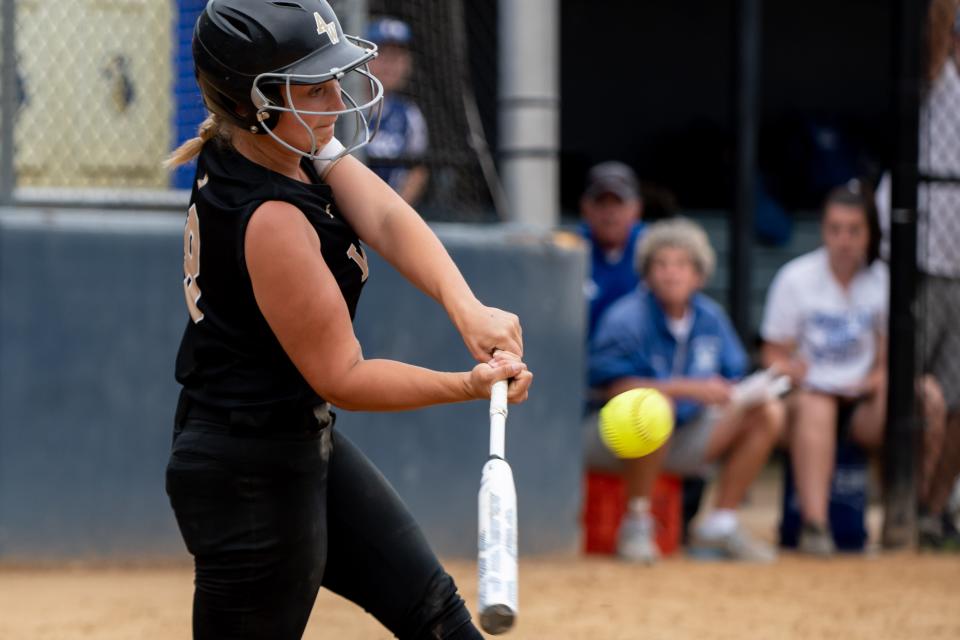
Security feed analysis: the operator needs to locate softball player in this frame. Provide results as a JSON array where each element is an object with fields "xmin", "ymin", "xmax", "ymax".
[{"xmin": 164, "ymin": 2, "xmax": 532, "ymax": 638}]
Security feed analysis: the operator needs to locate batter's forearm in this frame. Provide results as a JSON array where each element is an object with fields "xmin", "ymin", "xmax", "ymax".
[
  {"xmin": 376, "ymin": 204, "xmax": 479, "ymax": 318},
  {"xmin": 319, "ymin": 358, "xmax": 473, "ymax": 412}
]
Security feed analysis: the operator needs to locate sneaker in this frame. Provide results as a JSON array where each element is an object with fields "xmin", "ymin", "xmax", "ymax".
[
  {"xmin": 942, "ymin": 515, "xmax": 960, "ymax": 551},
  {"xmin": 688, "ymin": 525, "xmax": 777, "ymax": 563},
  {"xmin": 798, "ymin": 522, "xmax": 836, "ymax": 557},
  {"xmin": 617, "ymin": 513, "xmax": 660, "ymax": 564},
  {"xmin": 919, "ymin": 513, "xmax": 960, "ymax": 552},
  {"xmin": 948, "ymin": 479, "xmax": 960, "ymax": 527}
]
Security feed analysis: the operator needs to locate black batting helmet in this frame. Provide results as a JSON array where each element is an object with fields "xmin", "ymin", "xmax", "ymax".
[{"xmin": 193, "ymin": 0, "xmax": 382, "ymax": 155}]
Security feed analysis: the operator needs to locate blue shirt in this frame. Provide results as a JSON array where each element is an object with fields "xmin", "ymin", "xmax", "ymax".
[
  {"xmin": 367, "ymin": 94, "xmax": 428, "ymax": 192},
  {"xmin": 588, "ymin": 288, "xmax": 747, "ymax": 426},
  {"xmin": 580, "ymin": 222, "xmax": 645, "ymax": 339}
]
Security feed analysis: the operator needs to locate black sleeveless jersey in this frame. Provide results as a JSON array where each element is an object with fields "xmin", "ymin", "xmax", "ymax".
[{"xmin": 175, "ymin": 141, "xmax": 369, "ymax": 412}]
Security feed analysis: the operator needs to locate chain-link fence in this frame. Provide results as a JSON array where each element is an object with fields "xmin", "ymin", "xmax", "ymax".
[
  {"xmin": 882, "ymin": 0, "xmax": 960, "ymax": 545},
  {"xmin": 0, "ymin": 1, "xmax": 502, "ymax": 220},
  {"xmin": 917, "ymin": 0, "xmax": 960, "ymax": 417},
  {"xmin": 364, "ymin": 0, "xmax": 503, "ymax": 221},
  {"xmin": 1, "ymin": 1, "xmax": 174, "ymax": 193},
  {"xmin": 915, "ymin": 0, "xmax": 960, "ymax": 536}
]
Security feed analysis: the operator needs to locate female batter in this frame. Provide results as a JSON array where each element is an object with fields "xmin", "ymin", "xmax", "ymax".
[{"xmin": 164, "ymin": 2, "xmax": 532, "ymax": 638}]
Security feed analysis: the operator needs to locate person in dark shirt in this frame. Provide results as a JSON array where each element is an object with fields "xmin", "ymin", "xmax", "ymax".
[{"xmin": 163, "ymin": 2, "xmax": 532, "ymax": 638}]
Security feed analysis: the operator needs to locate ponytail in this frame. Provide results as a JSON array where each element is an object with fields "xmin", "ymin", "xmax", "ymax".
[{"xmin": 163, "ymin": 114, "xmax": 227, "ymax": 169}]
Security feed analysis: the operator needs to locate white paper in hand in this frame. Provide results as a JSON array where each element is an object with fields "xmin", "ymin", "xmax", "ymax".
[{"xmin": 731, "ymin": 368, "xmax": 791, "ymax": 410}]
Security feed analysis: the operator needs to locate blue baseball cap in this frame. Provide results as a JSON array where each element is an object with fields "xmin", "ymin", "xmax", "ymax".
[{"xmin": 366, "ymin": 17, "xmax": 412, "ymax": 46}]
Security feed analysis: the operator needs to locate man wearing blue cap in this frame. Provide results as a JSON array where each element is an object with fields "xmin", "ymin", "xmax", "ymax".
[{"xmin": 366, "ymin": 17, "xmax": 429, "ymax": 205}]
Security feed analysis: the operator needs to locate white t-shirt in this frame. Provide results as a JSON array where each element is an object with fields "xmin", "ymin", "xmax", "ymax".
[
  {"xmin": 666, "ymin": 311, "xmax": 693, "ymax": 343},
  {"xmin": 761, "ymin": 248, "xmax": 889, "ymax": 395}
]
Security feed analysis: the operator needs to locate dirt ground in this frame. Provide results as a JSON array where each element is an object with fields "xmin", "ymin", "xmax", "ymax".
[
  {"xmin": 3, "ymin": 470, "xmax": 958, "ymax": 640},
  {"xmin": 1, "ymin": 552, "xmax": 957, "ymax": 640}
]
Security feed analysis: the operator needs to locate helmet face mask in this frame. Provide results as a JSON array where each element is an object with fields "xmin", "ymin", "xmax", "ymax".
[
  {"xmin": 250, "ymin": 40, "xmax": 384, "ymax": 160},
  {"xmin": 194, "ymin": 0, "xmax": 384, "ymax": 160}
]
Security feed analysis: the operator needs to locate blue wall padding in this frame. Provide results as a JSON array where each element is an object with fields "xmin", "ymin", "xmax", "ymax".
[{"xmin": 0, "ymin": 213, "xmax": 586, "ymax": 561}]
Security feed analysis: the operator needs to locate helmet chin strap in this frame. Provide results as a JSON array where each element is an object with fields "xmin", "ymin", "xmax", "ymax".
[{"xmin": 252, "ymin": 62, "xmax": 384, "ymax": 163}]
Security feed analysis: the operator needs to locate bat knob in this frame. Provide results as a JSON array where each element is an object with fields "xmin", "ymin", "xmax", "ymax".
[{"xmin": 480, "ymin": 604, "xmax": 516, "ymax": 635}]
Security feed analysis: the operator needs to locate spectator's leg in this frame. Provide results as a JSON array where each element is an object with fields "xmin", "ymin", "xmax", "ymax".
[
  {"xmin": 705, "ymin": 400, "xmax": 785, "ymax": 510},
  {"xmin": 789, "ymin": 390, "xmax": 838, "ymax": 526},
  {"xmin": 685, "ymin": 401, "xmax": 784, "ymax": 562},
  {"xmin": 916, "ymin": 276, "xmax": 960, "ymax": 545},
  {"xmin": 617, "ymin": 444, "xmax": 669, "ymax": 563},
  {"xmin": 624, "ymin": 445, "xmax": 668, "ymax": 502},
  {"xmin": 849, "ymin": 370, "xmax": 888, "ymax": 449},
  {"xmin": 919, "ymin": 376, "xmax": 947, "ymax": 503},
  {"xmin": 682, "ymin": 478, "xmax": 707, "ymax": 544},
  {"xmin": 924, "ymin": 411, "xmax": 960, "ymax": 515},
  {"xmin": 585, "ymin": 409, "xmax": 670, "ymax": 563}
]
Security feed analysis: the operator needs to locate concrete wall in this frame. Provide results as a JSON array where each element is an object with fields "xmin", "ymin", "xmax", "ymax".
[{"xmin": 0, "ymin": 209, "xmax": 586, "ymax": 561}]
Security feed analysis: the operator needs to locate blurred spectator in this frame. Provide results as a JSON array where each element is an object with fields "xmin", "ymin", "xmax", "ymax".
[
  {"xmin": 762, "ymin": 181, "xmax": 947, "ymax": 556},
  {"xmin": 587, "ymin": 218, "xmax": 784, "ymax": 563},
  {"xmin": 365, "ymin": 17, "xmax": 429, "ymax": 205},
  {"xmin": 916, "ymin": 0, "xmax": 960, "ymax": 549},
  {"xmin": 950, "ymin": 478, "xmax": 960, "ymax": 531},
  {"xmin": 875, "ymin": 0, "xmax": 960, "ymax": 550},
  {"xmin": 579, "ymin": 161, "xmax": 645, "ymax": 339}
]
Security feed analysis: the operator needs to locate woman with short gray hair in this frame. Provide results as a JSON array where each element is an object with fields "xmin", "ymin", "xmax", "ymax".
[
  {"xmin": 635, "ymin": 217, "xmax": 716, "ymax": 282},
  {"xmin": 588, "ymin": 217, "xmax": 784, "ymax": 563}
]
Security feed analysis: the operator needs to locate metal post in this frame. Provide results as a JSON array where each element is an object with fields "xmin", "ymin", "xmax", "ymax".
[
  {"xmin": 0, "ymin": 0, "xmax": 16, "ymax": 205},
  {"xmin": 731, "ymin": 0, "xmax": 760, "ymax": 339},
  {"xmin": 882, "ymin": 0, "xmax": 925, "ymax": 549},
  {"xmin": 498, "ymin": 0, "xmax": 559, "ymax": 228}
]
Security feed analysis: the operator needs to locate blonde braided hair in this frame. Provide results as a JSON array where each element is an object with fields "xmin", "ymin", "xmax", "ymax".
[{"xmin": 164, "ymin": 113, "xmax": 232, "ymax": 169}]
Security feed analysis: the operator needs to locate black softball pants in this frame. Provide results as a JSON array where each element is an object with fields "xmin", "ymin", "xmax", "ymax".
[{"xmin": 165, "ymin": 415, "xmax": 482, "ymax": 640}]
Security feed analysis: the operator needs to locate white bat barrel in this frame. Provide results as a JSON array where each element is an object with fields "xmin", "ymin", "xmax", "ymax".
[{"xmin": 478, "ymin": 456, "xmax": 517, "ymax": 634}]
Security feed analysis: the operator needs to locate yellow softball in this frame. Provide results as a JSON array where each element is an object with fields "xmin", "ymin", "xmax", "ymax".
[{"xmin": 598, "ymin": 388, "xmax": 674, "ymax": 459}]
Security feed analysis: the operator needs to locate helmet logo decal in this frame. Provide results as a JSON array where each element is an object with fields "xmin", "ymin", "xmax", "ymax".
[{"xmin": 315, "ymin": 12, "xmax": 339, "ymax": 44}]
